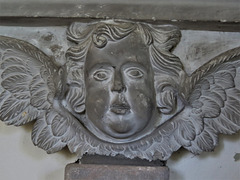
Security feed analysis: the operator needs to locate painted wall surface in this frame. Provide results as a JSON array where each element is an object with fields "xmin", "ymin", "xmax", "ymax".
[{"xmin": 0, "ymin": 26, "xmax": 240, "ymax": 180}]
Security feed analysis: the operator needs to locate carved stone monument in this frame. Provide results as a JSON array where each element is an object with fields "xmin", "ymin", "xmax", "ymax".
[{"xmin": 0, "ymin": 19, "xmax": 240, "ymax": 179}]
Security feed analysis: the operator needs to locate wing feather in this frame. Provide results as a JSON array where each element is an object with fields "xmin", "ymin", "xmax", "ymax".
[
  {"xmin": 0, "ymin": 36, "xmax": 74, "ymax": 154},
  {"xmin": 1, "ymin": 65, "xmax": 29, "ymax": 78},
  {"xmin": 0, "ymin": 37, "xmax": 46, "ymax": 126},
  {"xmin": 155, "ymin": 47, "xmax": 240, "ymax": 160},
  {"xmin": 31, "ymin": 109, "xmax": 79, "ymax": 154},
  {"xmin": 181, "ymin": 47, "xmax": 240, "ymax": 154}
]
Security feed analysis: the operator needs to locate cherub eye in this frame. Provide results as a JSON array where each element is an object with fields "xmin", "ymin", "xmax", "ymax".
[
  {"xmin": 125, "ymin": 68, "xmax": 144, "ymax": 79},
  {"xmin": 93, "ymin": 70, "xmax": 110, "ymax": 81}
]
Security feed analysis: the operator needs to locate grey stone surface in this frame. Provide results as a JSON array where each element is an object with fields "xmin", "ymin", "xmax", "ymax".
[
  {"xmin": 0, "ymin": 0, "xmax": 240, "ymax": 22},
  {"xmin": 65, "ymin": 163, "xmax": 169, "ymax": 180}
]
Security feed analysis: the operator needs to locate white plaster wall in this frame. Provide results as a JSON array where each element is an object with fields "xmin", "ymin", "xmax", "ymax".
[
  {"xmin": 0, "ymin": 26, "xmax": 240, "ymax": 180},
  {"xmin": 0, "ymin": 121, "xmax": 239, "ymax": 180},
  {"xmin": 168, "ymin": 133, "xmax": 240, "ymax": 180},
  {"xmin": 0, "ymin": 121, "xmax": 76, "ymax": 180}
]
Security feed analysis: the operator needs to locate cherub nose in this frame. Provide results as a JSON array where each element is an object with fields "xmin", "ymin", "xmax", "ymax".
[
  {"xmin": 112, "ymin": 81, "xmax": 124, "ymax": 92},
  {"xmin": 111, "ymin": 72, "xmax": 125, "ymax": 93}
]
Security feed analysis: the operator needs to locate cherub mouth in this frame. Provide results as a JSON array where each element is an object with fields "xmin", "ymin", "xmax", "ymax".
[{"xmin": 110, "ymin": 104, "xmax": 130, "ymax": 115}]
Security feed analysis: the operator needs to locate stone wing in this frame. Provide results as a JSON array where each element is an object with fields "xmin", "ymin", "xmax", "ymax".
[
  {"xmin": 0, "ymin": 36, "xmax": 71, "ymax": 153},
  {"xmin": 183, "ymin": 47, "xmax": 240, "ymax": 154},
  {"xmin": 160, "ymin": 47, "xmax": 240, "ymax": 158}
]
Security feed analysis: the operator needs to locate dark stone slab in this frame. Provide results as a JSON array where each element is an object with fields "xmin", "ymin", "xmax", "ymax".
[
  {"xmin": 65, "ymin": 163, "xmax": 169, "ymax": 180},
  {"xmin": 80, "ymin": 154, "xmax": 166, "ymax": 166}
]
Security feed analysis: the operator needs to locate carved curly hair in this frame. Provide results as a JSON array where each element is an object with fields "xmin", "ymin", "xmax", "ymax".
[{"xmin": 64, "ymin": 20, "xmax": 184, "ymax": 115}]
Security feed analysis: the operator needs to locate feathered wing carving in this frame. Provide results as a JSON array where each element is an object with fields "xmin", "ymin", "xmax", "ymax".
[
  {"xmin": 185, "ymin": 47, "xmax": 240, "ymax": 153},
  {"xmin": 158, "ymin": 47, "xmax": 240, "ymax": 159},
  {"xmin": 0, "ymin": 36, "xmax": 71, "ymax": 153}
]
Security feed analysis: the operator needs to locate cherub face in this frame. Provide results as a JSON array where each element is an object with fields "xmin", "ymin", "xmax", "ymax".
[{"xmin": 84, "ymin": 32, "xmax": 157, "ymax": 140}]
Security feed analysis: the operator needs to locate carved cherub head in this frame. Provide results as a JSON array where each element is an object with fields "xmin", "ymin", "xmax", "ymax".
[
  {"xmin": 64, "ymin": 20, "xmax": 185, "ymax": 142},
  {"xmin": 1, "ymin": 20, "xmax": 239, "ymax": 161}
]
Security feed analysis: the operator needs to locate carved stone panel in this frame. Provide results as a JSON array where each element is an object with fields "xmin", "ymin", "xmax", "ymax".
[{"xmin": 0, "ymin": 20, "xmax": 240, "ymax": 163}]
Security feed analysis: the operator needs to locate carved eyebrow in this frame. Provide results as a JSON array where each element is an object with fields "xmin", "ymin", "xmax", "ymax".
[
  {"xmin": 87, "ymin": 63, "xmax": 113, "ymax": 75},
  {"xmin": 121, "ymin": 62, "xmax": 147, "ymax": 73}
]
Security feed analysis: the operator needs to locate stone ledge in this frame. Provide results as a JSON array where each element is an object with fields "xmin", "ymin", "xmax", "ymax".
[
  {"xmin": 65, "ymin": 163, "xmax": 169, "ymax": 180},
  {"xmin": 0, "ymin": 1, "xmax": 239, "ymax": 22}
]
